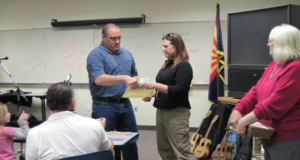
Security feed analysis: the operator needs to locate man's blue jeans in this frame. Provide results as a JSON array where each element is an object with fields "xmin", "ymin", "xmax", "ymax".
[{"xmin": 92, "ymin": 99, "xmax": 139, "ymax": 160}]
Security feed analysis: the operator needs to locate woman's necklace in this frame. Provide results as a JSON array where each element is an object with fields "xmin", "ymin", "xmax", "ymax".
[{"xmin": 269, "ymin": 64, "xmax": 282, "ymax": 80}]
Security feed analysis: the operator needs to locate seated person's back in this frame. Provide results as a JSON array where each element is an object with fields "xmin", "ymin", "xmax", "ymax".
[{"xmin": 26, "ymin": 82, "xmax": 113, "ymax": 160}]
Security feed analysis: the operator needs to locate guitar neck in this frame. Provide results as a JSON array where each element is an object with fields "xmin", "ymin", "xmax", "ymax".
[
  {"xmin": 221, "ymin": 122, "xmax": 231, "ymax": 150},
  {"xmin": 202, "ymin": 123, "xmax": 213, "ymax": 142},
  {"xmin": 219, "ymin": 132, "xmax": 227, "ymax": 147},
  {"xmin": 202, "ymin": 115, "xmax": 218, "ymax": 143}
]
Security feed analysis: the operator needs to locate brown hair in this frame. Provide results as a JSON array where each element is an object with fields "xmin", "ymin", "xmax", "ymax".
[
  {"xmin": 161, "ymin": 33, "xmax": 189, "ymax": 68},
  {"xmin": 47, "ymin": 82, "xmax": 74, "ymax": 111},
  {"xmin": 102, "ymin": 23, "xmax": 119, "ymax": 36}
]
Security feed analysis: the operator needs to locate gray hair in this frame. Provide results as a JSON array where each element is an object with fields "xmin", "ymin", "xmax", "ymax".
[{"xmin": 269, "ymin": 24, "xmax": 300, "ymax": 64}]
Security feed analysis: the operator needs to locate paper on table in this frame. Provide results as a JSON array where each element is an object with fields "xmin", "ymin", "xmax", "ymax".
[
  {"xmin": 122, "ymin": 86, "xmax": 154, "ymax": 98},
  {"xmin": 107, "ymin": 131, "xmax": 131, "ymax": 136}
]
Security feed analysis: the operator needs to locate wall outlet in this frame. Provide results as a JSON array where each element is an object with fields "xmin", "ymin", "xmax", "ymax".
[
  {"xmin": 86, "ymin": 105, "xmax": 91, "ymax": 111},
  {"xmin": 134, "ymin": 106, "xmax": 138, "ymax": 112}
]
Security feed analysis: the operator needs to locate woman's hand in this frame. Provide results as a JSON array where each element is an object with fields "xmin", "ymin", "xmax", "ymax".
[
  {"xmin": 229, "ymin": 110, "xmax": 242, "ymax": 128},
  {"xmin": 140, "ymin": 82, "xmax": 155, "ymax": 90},
  {"xmin": 142, "ymin": 97, "xmax": 152, "ymax": 102},
  {"xmin": 235, "ymin": 111, "xmax": 258, "ymax": 135},
  {"xmin": 235, "ymin": 117, "xmax": 248, "ymax": 135}
]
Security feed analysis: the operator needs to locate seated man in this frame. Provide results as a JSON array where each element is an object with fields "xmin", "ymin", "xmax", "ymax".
[{"xmin": 26, "ymin": 82, "xmax": 113, "ymax": 160}]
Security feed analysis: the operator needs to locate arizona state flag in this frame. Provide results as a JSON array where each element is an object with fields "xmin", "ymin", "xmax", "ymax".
[{"xmin": 208, "ymin": 2, "xmax": 225, "ymax": 104}]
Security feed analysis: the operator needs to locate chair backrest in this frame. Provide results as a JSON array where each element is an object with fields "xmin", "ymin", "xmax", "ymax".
[{"xmin": 58, "ymin": 150, "xmax": 114, "ymax": 160}]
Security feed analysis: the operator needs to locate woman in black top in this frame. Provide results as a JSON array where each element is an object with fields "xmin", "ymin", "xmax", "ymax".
[{"xmin": 141, "ymin": 33, "xmax": 196, "ymax": 160}]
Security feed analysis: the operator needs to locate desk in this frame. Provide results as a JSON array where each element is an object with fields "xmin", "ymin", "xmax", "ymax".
[
  {"xmin": 25, "ymin": 93, "xmax": 47, "ymax": 121},
  {"xmin": 13, "ymin": 128, "xmax": 139, "ymax": 160},
  {"xmin": 109, "ymin": 133, "xmax": 139, "ymax": 160},
  {"xmin": 0, "ymin": 92, "xmax": 47, "ymax": 121},
  {"xmin": 218, "ymin": 96, "xmax": 239, "ymax": 105}
]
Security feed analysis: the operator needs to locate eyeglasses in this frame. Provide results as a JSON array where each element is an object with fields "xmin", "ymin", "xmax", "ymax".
[
  {"xmin": 166, "ymin": 33, "xmax": 173, "ymax": 37},
  {"xmin": 108, "ymin": 36, "xmax": 121, "ymax": 41},
  {"xmin": 162, "ymin": 33, "xmax": 173, "ymax": 40}
]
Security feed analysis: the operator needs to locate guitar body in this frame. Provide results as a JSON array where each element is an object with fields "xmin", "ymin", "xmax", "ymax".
[
  {"xmin": 190, "ymin": 133, "xmax": 202, "ymax": 152},
  {"xmin": 219, "ymin": 141, "xmax": 233, "ymax": 160},
  {"xmin": 211, "ymin": 144, "xmax": 221, "ymax": 160},
  {"xmin": 194, "ymin": 115, "xmax": 219, "ymax": 159},
  {"xmin": 190, "ymin": 110, "xmax": 213, "ymax": 153},
  {"xmin": 194, "ymin": 138, "xmax": 212, "ymax": 159}
]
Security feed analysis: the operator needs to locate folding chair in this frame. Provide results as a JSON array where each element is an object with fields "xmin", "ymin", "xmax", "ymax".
[{"xmin": 58, "ymin": 150, "xmax": 114, "ymax": 160}]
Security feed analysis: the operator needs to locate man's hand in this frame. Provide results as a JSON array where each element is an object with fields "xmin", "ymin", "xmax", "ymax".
[
  {"xmin": 125, "ymin": 76, "xmax": 139, "ymax": 89},
  {"xmin": 99, "ymin": 117, "xmax": 106, "ymax": 128}
]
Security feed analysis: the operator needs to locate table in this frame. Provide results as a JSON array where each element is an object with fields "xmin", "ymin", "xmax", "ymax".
[
  {"xmin": 108, "ymin": 132, "xmax": 139, "ymax": 160},
  {"xmin": 218, "ymin": 96, "xmax": 240, "ymax": 106},
  {"xmin": 25, "ymin": 93, "xmax": 47, "ymax": 121},
  {"xmin": 13, "ymin": 127, "xmax": 139, "ymax": 160},
  {"xmin": 0, "ymin": 92, "xmax": 47, "ymax": 121}
]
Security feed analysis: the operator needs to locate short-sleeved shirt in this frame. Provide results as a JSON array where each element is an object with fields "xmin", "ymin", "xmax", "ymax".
[
  {"xmin": 26, "ymin": 111, "xmax": 111, "ymax": 160},
  {"xmin": 0, "ymin": 127, "xmax": 17, "ymax": 160},
  {"xmin": 87, "ymin": 42, "xmax": 138, "ymax": 99}
]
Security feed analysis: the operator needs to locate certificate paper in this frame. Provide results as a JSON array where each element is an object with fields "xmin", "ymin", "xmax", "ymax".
[{"xmin": 122, "ymin": 86, "xmax": 154, "ymax": 98}]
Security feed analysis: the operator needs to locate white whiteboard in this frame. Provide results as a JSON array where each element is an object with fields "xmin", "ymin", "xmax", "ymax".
[
  {"xmin": 45, "ymin": 28, "xmax": 97, "ymax": 83},
  {"xmin": 0, "ymin": 21, "xmax": 227, "ymax": 84},
  {"xmin": 0, "ymin": 29, "xmax": 46, "ymax": 83}
]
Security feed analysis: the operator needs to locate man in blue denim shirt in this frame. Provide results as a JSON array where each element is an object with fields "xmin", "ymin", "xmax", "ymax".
[{"xmin": 87, "ymin": 23, "xmax": 139, "ymax": 160}]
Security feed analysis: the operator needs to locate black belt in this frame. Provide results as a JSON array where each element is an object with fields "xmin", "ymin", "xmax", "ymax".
[{"xmin": 92, "ymin": 97, "xmax": 128, "ymax": 103}]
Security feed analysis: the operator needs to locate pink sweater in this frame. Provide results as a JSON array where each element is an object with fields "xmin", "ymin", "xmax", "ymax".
[
  {"xmin": 233, "ymin": 60, "xmax": 300, "ymax": 141},
  {"xmin": 0, "ymin": 127, "xmax": 17, "ymax": 160}
]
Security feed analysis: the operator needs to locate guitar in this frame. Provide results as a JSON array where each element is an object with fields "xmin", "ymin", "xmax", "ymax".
[
  {"xmin": 64, "ymin": 74, "xmax": 72, "ymax": 86},
  {"xmin": 194, "ymin": 115, "xmax": 219, "ymax": 159},
  {"xmin": 211, "ymin": 122, "xmax": 232, "ymax": 160},
  {"xmin": 190, "ymin": 110, "xmax": 213, "ymax": 152}
]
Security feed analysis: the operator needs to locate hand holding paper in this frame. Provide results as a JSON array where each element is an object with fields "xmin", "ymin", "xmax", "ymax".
[
  {"xmin": 125, "ymin": 76, "xmax": 139, "ymax": 89},
  {"xmin": 142, "ymin": 97, "xmax": 152, "ymax": 102},
  {"xmin": 122, "ymin": 78, "xmax": 155, "ymax": 98},
  {"xmin": 140, "ymin": 81, "xmax": 156, "ymax": 90}
]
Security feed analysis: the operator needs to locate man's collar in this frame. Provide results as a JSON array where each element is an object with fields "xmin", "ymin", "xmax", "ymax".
[
  {"xmin": 48, "ymin": 111, "xmax": 75, "ymax": 121},
  {"xmin": 101, "ymin": 42, "xmax": 122, "ymax": 55}
]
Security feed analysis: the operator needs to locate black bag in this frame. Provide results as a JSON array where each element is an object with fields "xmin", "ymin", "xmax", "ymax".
[
  {"xmin": 206, "ymin": 103, "xmax": 233, "ymax": 158},
  {"xmin": 198, "ymin": 104, "xmax": 218, "ymax": 136},
  {"xmin": 234, "ymin": 135, "xmax": 253, "ymax": 160},
  {"xmin": 197, "ymin": 103, "xmax": 233, "ymax": 159}
]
